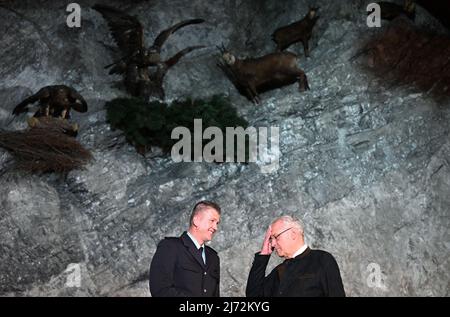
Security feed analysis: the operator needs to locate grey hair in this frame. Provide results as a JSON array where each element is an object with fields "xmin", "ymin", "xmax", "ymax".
[{"xmin": 273, "ymin": 215, "xmax": 304, "ymax": 235}]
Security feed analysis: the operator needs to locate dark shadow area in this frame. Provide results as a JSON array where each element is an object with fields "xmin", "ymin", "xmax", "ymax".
[
  {"xmin": 354, "ymin": 18, "xmax": 450, "ymax": 104},
  {"xmin": 417, "ymin": 0, "xmax": 450, "ymax": 31}
]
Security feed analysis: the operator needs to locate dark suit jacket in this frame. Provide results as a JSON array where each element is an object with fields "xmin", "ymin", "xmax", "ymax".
[
  {"xmin": 246, "ymin": 247, "xmax": 345, "ymax": 297},
  {"xmin": 149, "ymin": 231, "xmax": 220, "ymax": 297}
]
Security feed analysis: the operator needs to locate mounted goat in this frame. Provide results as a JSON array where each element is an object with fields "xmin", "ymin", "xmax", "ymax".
[
  {"xmin": 217, "ymin": 45, "xmax": 309, "ymax": 104},
  {"xmin": 272, "ymin": 7, "xmax": 319, "ymax": 57}
]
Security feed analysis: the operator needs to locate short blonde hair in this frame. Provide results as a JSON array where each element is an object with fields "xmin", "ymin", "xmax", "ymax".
[{"xmin": 189, "ymin": 201, "xmax": 221, "ymax": 226}]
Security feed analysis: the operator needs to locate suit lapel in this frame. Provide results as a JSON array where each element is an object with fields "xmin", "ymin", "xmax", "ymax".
[
  {"xmin": 205, "ymin": 247, "xmax": 214, "ymax": 271},
  {"xmin": 180, "ymin": 232, "xmax": 206, "ymax": 269}
]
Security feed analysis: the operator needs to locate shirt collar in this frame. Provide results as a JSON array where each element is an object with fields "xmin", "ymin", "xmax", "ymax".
[
  {"xmin": 291, "ymin": 244, "xmax": 308, "ymax": 258},
  {"xmin": 186, "ymin": 231, "xmax": 204, "ymax": 249}
]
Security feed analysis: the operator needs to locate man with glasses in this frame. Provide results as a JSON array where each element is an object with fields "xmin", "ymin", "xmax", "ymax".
[
  {"xmin": 246, "ymin": 215, "xmax": 345, "ymax": 297},
  {"xmin": 149, "ymin": 201, "xmax": 221, "ymax": 296}
]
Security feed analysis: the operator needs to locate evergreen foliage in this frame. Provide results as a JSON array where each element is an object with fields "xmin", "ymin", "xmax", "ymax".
[{"xmin": 105, "ymin": 95, "xmax": 249, "ymax": 161}]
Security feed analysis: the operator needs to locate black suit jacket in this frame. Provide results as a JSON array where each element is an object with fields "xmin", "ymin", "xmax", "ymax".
[
  {"xmin": 246, "ymin": 248, "xmax": 345, "ymax": 297},
  {"xmin": 149, "ymin": 231, "xmax": 220, "ymax": 297}
]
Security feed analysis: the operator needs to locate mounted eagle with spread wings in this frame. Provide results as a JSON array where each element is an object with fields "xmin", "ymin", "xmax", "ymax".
[{"xmin": 92, "ymin": 4, "xmax": 206, "ymax": 99}]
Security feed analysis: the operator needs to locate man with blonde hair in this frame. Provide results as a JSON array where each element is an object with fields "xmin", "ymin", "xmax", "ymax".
[
  {"xmin": 150, "ymin": 201, "xmax": 221, "ymax": 296},
  {"xmin": 246, "ymin": 215, "xmax": 345, "ymax": 297}
]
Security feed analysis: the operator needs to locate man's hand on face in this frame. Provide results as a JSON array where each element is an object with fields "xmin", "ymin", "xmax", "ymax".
[{"xmin": 260, "ymin": 225, "xmax": 273, "ymax": 255}]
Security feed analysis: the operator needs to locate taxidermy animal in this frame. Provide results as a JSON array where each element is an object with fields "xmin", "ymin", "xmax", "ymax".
[
  {"xmin": 217, "ymin": 45, "xmax": 309, "ymax": 104},
  {"xmin": 272, "ymin": 7, "xmax": 319, "ymax": 57},
  {"xmin": 12, "ymin": 85, "xmax": 87, "ymax": 120},
  {"xmin": 93, "ymin": 4, "xmax": 205, "ymax": 99}
]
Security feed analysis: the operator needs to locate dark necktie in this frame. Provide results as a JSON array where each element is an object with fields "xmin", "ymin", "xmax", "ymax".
[{"xmin": 199, "ymin": 246, "xmax": 205, "ymax": 265}]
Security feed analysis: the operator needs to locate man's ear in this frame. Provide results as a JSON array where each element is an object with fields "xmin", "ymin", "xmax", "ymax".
[
  {"xmin": 192, "ymin": 213, "xmax": 201, "ymax": 227},
  {"xmin": 292, "ymin": 228, "xmax": 301, "ymax": 240},
  {"xmin": 299, "ymin": 231, "xmax": 305, "ymax": 243},
  {"xmin": 289, "ymin": 229, "xmax": 296, "ymax": 240}
]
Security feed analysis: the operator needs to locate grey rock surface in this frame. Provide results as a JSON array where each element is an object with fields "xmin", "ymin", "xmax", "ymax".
[{"xmin": 0, "ymin": 0, "xmax": 449, "ymax": 296}]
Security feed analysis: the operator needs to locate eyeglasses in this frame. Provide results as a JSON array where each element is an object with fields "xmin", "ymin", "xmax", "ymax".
[{"xmin": 269, "ymin": 227, "xmax": 292, "ymax": 244}]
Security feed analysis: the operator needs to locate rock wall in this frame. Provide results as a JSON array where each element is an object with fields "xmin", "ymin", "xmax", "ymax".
[{"xmin": 0, "ymin": 0, "xmax": 449, "ymax": 296}]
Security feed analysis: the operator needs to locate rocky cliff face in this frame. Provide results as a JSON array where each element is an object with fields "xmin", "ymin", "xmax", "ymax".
[{"xmin": 0, "ymin": 0, "xmax": 449, "ymax": 296}]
